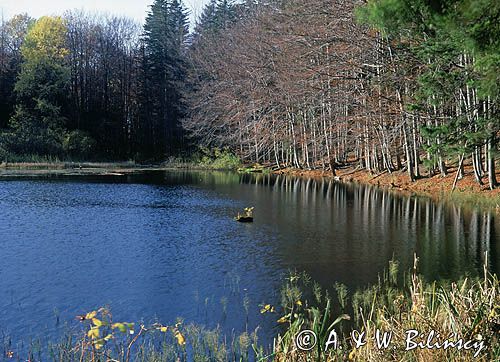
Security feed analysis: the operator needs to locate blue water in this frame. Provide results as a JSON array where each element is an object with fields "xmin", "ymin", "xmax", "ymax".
[{"xmin": 0, "ymin": 170, "xmax": 498, "ymax": 349}]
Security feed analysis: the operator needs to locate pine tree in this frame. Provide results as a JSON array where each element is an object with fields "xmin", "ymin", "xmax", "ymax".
[
  {"xmin": 359, "ymin": 0, "xmax": 499, "ymax": 188},
  {"xmin": 214, "ymin": 0, "xmax": 236, "ymax": 30},
  {"xmin": 193, "ymin": 0, "xmax": 217, "ymax": 39},
  {"xmin": 141, "ymin": 0, "xmax": 189, "ymax": 158},
  {"xmin": 192, "ymin": 0, "xmax": 237, "ymax": 41}
]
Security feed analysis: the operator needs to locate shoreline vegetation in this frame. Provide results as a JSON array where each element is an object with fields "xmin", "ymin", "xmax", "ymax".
[
  {"xmin": 2, "ymin": 158, "xmax": 500, "ymax": 210},
  {"xmin": 276, "ymin": 163, "xmax": 500, "ymax": 210},
  {"xmin": 4, "ymin": 257, "xmax": 499, "ymax": 361}
]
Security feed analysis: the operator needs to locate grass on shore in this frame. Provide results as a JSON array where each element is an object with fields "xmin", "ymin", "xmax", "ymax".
[
  {"xmin": 274, "ymin": 255, "xmax": 499, "ymax": 361},
  {"xmin": 4, "ymin": 255, "xmax": 499, "ymax": 362},
  {"xmin": 441, "ymin": 189, "xmax": 500, "ymax": 210},
  {"xmin": 278, "ymin": 164, "xmax": 500, "ymax": 210},
  {"xmin": 0, "ymin": 148, "xmax": 243, "ymax": 171}
]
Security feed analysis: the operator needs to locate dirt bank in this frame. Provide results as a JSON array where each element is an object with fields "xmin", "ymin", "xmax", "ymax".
[{"xmin": 275, "ymin": 163, "xmax": 500, "ymax": 208}]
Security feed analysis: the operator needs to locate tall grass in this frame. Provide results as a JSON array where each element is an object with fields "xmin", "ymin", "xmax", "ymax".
[
  {"xmin": 0, "ymin": 153, "xmax": 62, "ymax": 164},
  {"xmin": 4, "ymin": 256, "xmax": 499, "ymax": 361},
  {"xmin": 442, "ymin": 190, "xmax": 500, "ymax": 210},
  {"xmin": 274, "ymin": 255, "xmax": 499, "ymax": 361}
]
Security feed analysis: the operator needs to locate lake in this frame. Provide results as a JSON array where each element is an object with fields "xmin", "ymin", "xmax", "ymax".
[{"xmin": 0, "ymin": 170, "xmax": 498, "ymax": 348}]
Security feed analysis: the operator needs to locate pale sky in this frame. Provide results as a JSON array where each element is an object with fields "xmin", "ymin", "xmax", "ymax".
[{"xmin": 0, "ymin": 0, "xmax": 209, "ymax": 25}]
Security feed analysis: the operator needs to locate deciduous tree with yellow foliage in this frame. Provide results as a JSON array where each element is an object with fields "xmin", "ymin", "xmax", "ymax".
[{"xmin": 2, "ymin": 16, "xmax": 71, "ymax": 156}]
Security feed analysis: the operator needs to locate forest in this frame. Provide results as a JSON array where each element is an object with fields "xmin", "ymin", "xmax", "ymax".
[{"xmin": 0, "ymin": 0, "xmax": 499, "ymax": 188}]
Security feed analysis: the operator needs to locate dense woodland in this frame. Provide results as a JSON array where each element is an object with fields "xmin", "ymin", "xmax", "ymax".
[
  {"xmin": 0, "ymin": 1, "xmax": 189, "ymax": 160},
  {"xmin": 0, "ymin": 0, "xmax": 499, "ymax": 188}
]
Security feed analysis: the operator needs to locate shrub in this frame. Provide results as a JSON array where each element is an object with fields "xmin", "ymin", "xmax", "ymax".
[
  {"xmin": 63, "ymin": 130, "xmax": 96, "ymax": 159},
  {"xmin": 198, "ymin": 147, "xmax": 241, "ymax": 170}
]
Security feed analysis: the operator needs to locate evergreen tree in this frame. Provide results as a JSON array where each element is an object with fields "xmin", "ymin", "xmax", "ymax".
[
  {"xmin": 141, "ymin": 0, "xmax": 189, "ymax": 158},
  {"xmin": 359, "ymin": 0, "xmax": 499, "ymax": 188},
  {"xmin": 214, "ymin": 0, "xmax": 236, "ymax": 30},
  {"xmin": 192, "ymin": 0, "xmax": 237, "ymax": 41},
  {"xmin": 193, "ymin": 0, "xmax": 217, "ymax": 39}
]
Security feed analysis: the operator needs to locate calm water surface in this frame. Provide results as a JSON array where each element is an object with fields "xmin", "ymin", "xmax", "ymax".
[{"xmin": 0, "ymin": 170, "xmax": 498, "ymax": 345}]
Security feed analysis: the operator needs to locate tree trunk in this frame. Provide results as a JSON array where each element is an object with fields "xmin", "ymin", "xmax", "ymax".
[
  {"xmin": 329, "ymin": 158, "xmax": 337, "ymax": 177},
  {"xmin": 472, "ymin": 149, "xmax": 484, "ymax": 185},
  {"xmin": 488, "ymin": 137, "xmax": 497, "ymax": 190},
  {"xmin": 403, "ymin": 122, "xmax": 415, "ymax": 182}
]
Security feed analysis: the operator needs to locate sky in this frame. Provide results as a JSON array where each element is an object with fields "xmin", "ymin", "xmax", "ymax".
[{"xmin": 0, "ymin": 0, "xmax": 209, "ymax": 25}]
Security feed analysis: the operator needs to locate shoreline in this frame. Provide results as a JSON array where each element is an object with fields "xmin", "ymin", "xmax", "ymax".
[
  {"xmin": 1, "ymin": 161, "xmax": 499, "ymax": 209},
  {"xmin": 0, "ymin": 162, "xmax": 164, "ymax": 178},
  {"xmin": 274, "ymin": 164, "xmax": 500, "ymax": 209}
]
